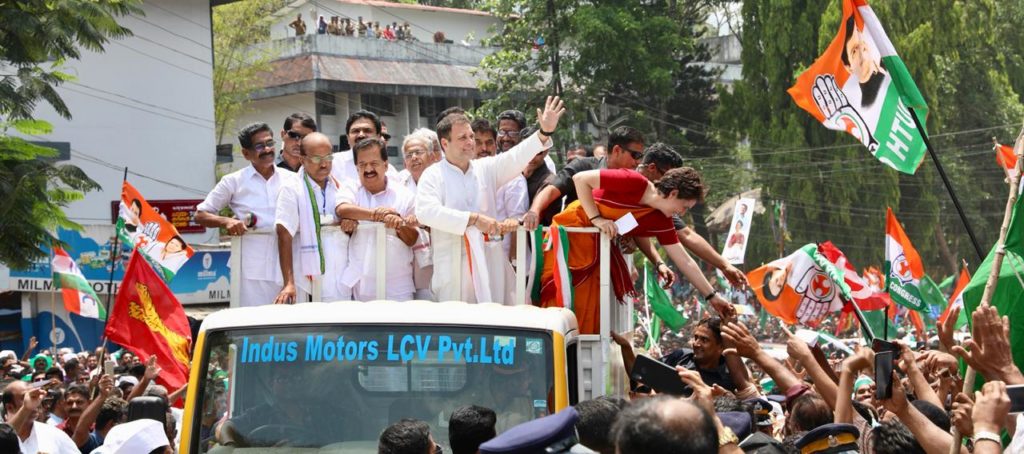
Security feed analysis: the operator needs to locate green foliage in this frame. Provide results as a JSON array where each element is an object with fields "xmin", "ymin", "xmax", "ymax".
[
  {"xmin": 715, "ymin": 0, "xmax": 1024, "ymax": 276},
  {"xmin": 212, "ymin": 0, "xmax": 288, "ymax": 144},
  {"xmin": 0, "ymin": 0, "xmax": 138, "ymax": 269}
]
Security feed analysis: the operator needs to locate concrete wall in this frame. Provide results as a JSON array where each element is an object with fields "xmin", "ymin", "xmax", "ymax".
[
  {"xmin": 266, "ymin": 33, "xmax": 497, "ymax": 66},
  {"xmin": 271, "ymin": 0, "xmax": 500, "ymax": 47},
  {"xmin": 21, "ymin": 0, "xmax": 217, "ymax": 243}
]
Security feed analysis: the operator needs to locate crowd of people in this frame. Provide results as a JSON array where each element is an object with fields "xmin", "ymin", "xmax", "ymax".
[
  {"xmin": 371, "ymin": 301, "xmax": 1014, "ymax": 454},
  {"xmin": 289, "ymin": 13, "xmax": 418, "ymax": 42},
  {"xmin": 0, "ymin": 338, "xmax": 183, "ymax": 453}
]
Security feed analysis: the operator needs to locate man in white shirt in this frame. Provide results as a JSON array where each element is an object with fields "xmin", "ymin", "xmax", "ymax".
[
  {"xmin": 197, "ymin": 122, "xmax": 295, "ymax": 307},
  {"xmin": 395, "ymin": 129, "xmax": 441, "ymax": 299},
  {"xmin": 336, "ymin": 138, "xmax": 419, "ymax": 301},
  {"xmin": 275, "ymin": 132, "xmax": 353, "ymax": 303},
  {"xmin": 3, "ymin": 381, "xmax": 78, "ymax": 453},
  {"xmin": 331, "ymin": 110, "xmax": 399, "ymax": 183},
  {"xmin": 415, "ymin": 96, "xmax": 565, "ymax": 303}
]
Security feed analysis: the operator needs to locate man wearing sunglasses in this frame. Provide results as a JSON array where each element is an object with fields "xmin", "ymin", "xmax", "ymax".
[
  {"xmin": 274, "ymin": 132, "xmax": 353, "ymax": 304},
  {"xmin": 197, "ymin": 122, "xmax": 296, "ymax": 307},
  {"xmin": 278, "ymin": 113, "xmax": 317, "ymax": 173}
]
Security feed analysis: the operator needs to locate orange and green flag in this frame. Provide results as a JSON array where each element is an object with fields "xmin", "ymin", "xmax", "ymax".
[
  {"xmin": 788, "ymin": 0, "xmax": 928, "ymax": 174},
  {"xmin": 885, "ymin": 208, "xmax": 927, "ymax": 311}
]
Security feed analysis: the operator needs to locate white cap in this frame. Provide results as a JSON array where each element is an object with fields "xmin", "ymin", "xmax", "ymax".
[
  {"xmin": 62, "ymin": 352, "xmax": 76, "ymax": 363},
  {"xmin": 116, "ymin": 376, "xmax": 139, "ymax": 387},
  {"xmin": 90, "ymin": 419, "xmax": 168, "ymax": 454},
  {"xmin": 0, "ymin": 350, "xmax": 15, "ymax": 361}
]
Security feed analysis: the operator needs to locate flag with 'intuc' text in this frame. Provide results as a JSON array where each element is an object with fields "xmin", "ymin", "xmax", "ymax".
[
  {"xmin": 788, "ymin": 0, "xmax": 928, "ymax": 174},
  {"xmin": 105, "ymin": 250, "xmax": 192, "ymax": 392}
]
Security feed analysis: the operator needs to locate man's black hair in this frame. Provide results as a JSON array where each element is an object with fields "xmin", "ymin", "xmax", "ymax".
[
  {"xmin": 65, "ymin": 383, "xmax": 90, "ymax": 400},
  {"xmin": 695, "ymin": 316, "xmax": 723, "ymax": 344},
  {"xmin": 612, "ymin": 396, "xmax": 717, "ymax": 454},
  {"xmin": 713, "ymin": 395, "xmax": 754, "ymax": 429},
  {"xmin": 436, "ymin": 113, "xmax": 471, "ymax": 142},
  {"xmin": 96, "ymin": 397, "xmax": 128, "ymax": 432},
  {"xmin": 345, "ymin": 110, "xmax": 381, "ymax": 136},
  {"xmin": 840, "ymin": 15, "xmax": 886, "ymax": 107},
  {"xmin": 497, "ymin": 109, "xmax": 527, "ymax": 130},
  {"xmin": 448, "ymin": 405, "xmax": 496, "ymax": 454},
  {"xmin": 787, "ymin": 393, "xmax": 833, "ymax": 433},
  {"xmin": 353, "ymin": 138, "xmax": 388, "ymax": 164},
  {"xmin": 237, "ymin": 122, "xmax": 272, "ymax": 150},
  {"xmin": 641, "ymin": 142, "xmax": 684, "ymax": 174},
  {"xmin": 607, "ymin": 126, "xmax": 644, "ymax": 153},
  {"xmin": 911, "ymin": 400, "xmax": 950, "ymax": 432},
  {"xmin": 0, "ymin": 423, "xmax": 18, "ymax": 454},
  {"xmin": 283, "ymin": 112, "xmax": 317, "ymax": 132},
  {"xmin": 870, "ymin": 420, "xmax": 925, "ymax": 454},
  {"xmin": 471, "ymin": 118, "xmax": 496, "ymax": 139},
  {"xmin": 435, "ymin": 106, "xmax": 466, "ymax": 131},
  {"xmin": 44, "ymin": 366, "xmax": 64, "ymax": 381},
  {"xmin": 379, "ymin": 418, "xmax": 432, "ymax": 454},
  {"xmin": 576, "ymin": 399, "xmax": 621, "ymax": 454}
]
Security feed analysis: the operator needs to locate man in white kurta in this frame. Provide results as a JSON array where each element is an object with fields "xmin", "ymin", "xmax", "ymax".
[
  {"xmin": 274, "ymin": 133, "xmax": 353, "ymax": 303},
  {"xmin": 396, "ymin": 129, "xmax": 440, "ymax": 299},
  {"xmin": 196, "ymin": 123, "xmax": 295, "ymax": 307},
  {"xmin": 415, "ymin": 96, "xmax": 565, "ymax": 303},
  {"xmin": 336, "ymin": 138, "xmax": 418, "ymax": 301},
  {"xmin": 331, "ymin": 110, "xmax": 399, "ymax": 184}
]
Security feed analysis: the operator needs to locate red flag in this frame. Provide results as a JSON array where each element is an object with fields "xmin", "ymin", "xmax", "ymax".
[
  {"xmin": 105, "ymin": 250, "xmax": 192, "ymax": 392},
  {"xmin": 997, "ymin": 143, "xmax": 1017, "ymax": 170}
]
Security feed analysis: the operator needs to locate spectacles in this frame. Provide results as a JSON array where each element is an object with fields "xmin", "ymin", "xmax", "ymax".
[
  {"xmin": 253, "ymin": 140, "xmax": 276, "ymax": 153},
  {"xmin": 404, "ymin": 149, "xmax": 428, "ymax": 159},
  {"xmin": 286, "ymin": 130, "xmax": 305, "ymax": 140},
  {"xmin": 304, "ymin": 154, "xmax": 334, "ymax": 164},
  {"xmin": 356, "ymin": 160, "xmax": 385, "ymax": 170},
  {"xmin": 497, "ymin": 130, "xmax": 521, "ymax": 139}
]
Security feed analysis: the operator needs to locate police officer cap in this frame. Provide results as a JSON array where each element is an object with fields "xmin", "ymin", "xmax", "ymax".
[
  {"xmin": 744, "ymin": 397, "xmax": 773, "ymax": 426},
  {"xmin": 739, "ymin": 432, "xmax": 786, "ymax": 454},
  {"xmin": 479, "ymin": 407, "xmax": 578, "ymax": 454},
  {"xmin": 794, "ymin": 423, "xmax": 860, "ymax": 454}
]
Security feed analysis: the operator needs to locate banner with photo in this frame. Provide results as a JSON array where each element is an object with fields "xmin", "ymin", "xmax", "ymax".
[
  {"xmin": 117, "ymin": 181, "xmax": 195, "ymax": 280},
  {"xmin": 721, "ymin": 198, "xmax": 755, "ymax": 265}
]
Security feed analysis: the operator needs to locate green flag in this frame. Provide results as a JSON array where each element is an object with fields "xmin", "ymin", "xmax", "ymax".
[
  {"xmin": 938, "ymin": 274, "xmax": 956, "ymax": 291},
  {"xmin": 919, "ymin": 275, "xmax": 947, "ymax": 330},
  {"xmin": 645, "ymin": 314, "xmax": 661, "ymax": 350},
  {"xmin": 1004, "ymin": 194, "xmax": 1024, "ymax": 256},
  {"xmin": 861, "ymin": 309, "xmax": 893, "ymax": 341},
  {"xmin": 644, "ymin": 264, "xmax": 688, "ymax": 331},
  {"xmin": 963, "ymin": 245, "xmax": 1024, "ymax": 377}
]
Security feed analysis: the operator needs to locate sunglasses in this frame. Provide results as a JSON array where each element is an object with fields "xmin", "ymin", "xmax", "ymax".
[
  {"xmin": 497, "ymin": 130, "xmax": 521, "ymax": 139},
  {"xmin": 304, "ymin": 154, "xmax": 334, "ymax": 165},
  {"xmin": 253, "ymin": 140, "xmax": 276, "ymax": 153},
  {"xmin": 623, "ymin": 147, "xmax": 645, "ymax": 161},
  {"xmin": 286, "ymin": 130, "xmax": 305, "ymax": 140}
]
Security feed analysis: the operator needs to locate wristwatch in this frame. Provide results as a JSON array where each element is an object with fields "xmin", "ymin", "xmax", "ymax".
[{"xmin": 718, "ymin": 426, "xmax": 739, "ymax": 447}]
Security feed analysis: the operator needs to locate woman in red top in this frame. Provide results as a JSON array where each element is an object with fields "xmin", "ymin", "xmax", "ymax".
[{"xmin": 539, "ymin": 167, "xmax": 735, "ymax": 334}]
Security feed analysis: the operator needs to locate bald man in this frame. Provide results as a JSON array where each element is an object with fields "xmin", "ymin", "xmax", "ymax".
[
  {"xmin": 612, "ymin": 396, "xmax": 728, "ymax": 454},
  {"xmin": 3, "ymin": 381, "xmax": 78, "ymax": 453},
  {"xmin": 275, "ymin": 132, "xmax": 354, "ymax": 303}
]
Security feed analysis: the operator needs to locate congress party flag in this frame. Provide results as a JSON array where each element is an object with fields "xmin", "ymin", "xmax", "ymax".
[
  {"xmin": 117, "ymin": 181, "xmax": 194, "ymax": 281},
  {"xmin": 938, "ymin": 265, "xmax": 970, "ymax": 330},
  {"xmin": 788, "ymin": 0, "xmax": 928, "ymax": 174},
  {"xmin": 885, "ymin": 208, "xmax": 927, "ymax": 311},
  {"xmin": 51, "ymin": 247, "xmax": 106, "ymax": 320},
  {"xmin": 105, "ymin": 250, "xmax": 192, "ymax": 392},
  {"xmin": 747, "ymin": 244, "xmax": 847, "ymax": 327},
  {"xmin": 644, "ymin": 263, "xmax": 687, "ymax": 331}
]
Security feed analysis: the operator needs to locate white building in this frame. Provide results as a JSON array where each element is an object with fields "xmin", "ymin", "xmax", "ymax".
[
  {"xmin": 228, "ymin": 0, "xmax": 501, "ymax": 169},
  {"xmin": 0, "ymin": 0, "xmax": 223, "ymax": 354}
]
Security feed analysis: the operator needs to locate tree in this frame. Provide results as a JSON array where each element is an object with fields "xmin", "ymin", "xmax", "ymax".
[
  {"xmin": 0, "ymin": 0, "xmax": 140, "ymax": 270},
  {"xmin": 212, "ymin": 0, "xmax": 287, "ymax": 145}
]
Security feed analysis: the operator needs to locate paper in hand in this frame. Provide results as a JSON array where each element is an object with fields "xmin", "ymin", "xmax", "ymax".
[
  {"xmin": 795, "ymin": 329, "xmax": 820, "ymax": 347},
  {"xmin": 615, "ymin": 212, "xmax": 639, "ymax": 235}
]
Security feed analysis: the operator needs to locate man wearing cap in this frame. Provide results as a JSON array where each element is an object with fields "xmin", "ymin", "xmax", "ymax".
[
  {"xmin": 91, "ymin": 419, "xmax": 171, "ymax": 454},
  {"xmin": 197, "ymin": 122, "xmax": 295, "ymax": 307},
  {"xmin": 794, "ymin": 423, "xmax": 859, "ymax": 454},
  {"xmin": 746, "ymin": 397, "xmax": 776, "ymax": 437},
  {"xmin": 2, "ymin": 381, "xmax": 78, "ymax": 453},
  {"xmin": 479, "ymin": 407, "xmax": 578, "ymax": 454}
]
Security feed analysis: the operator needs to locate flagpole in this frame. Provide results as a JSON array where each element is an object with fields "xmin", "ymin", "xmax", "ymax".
[
  {"xmin": 907, "ymin": 108, "xmax": 985, "ymax": 262},
  {"xmin": 98, "ymin": 168, "xmax": 127, "ymax": 370},
  {"xmin": 49, "ymin": 247, "xmax": 58, "ymax": 356},
  {"xmin": 949, "ymin": 123, "xmax": 1024, "ymax": 454}
]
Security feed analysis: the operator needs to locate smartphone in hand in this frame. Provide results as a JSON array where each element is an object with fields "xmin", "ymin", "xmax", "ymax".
[
  {"xmin": 874, "ymin": 350, "xmax": 894, "ymax": 400},
  {"xmin": 103, "ymin": 359, "xmax": 116, "ymax": 376},
  {"xmin": 630, "ymin": 354, "xmax": 692, "ymax": 397}
]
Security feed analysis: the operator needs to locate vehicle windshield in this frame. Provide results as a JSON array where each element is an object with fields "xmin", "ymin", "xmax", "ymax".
[{"xmin": 190, "ymin": 325, "xmax": 553, "ymax": 453}]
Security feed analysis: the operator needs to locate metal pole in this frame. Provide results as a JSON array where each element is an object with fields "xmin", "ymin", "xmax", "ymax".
[
  {"xmin": 515, "ymin": 227, "xmax": 526, "ymax": 305},
  {"xmin": 949, "ymin": 123, "xmax": 1024, "ymax": 454},
  {"xmin": 49, "ymin": 248, "xmax": 58, "ymax": 354},
  {"xmin": 375, "ymin": 223, "xmax": 386, "ymax": 300},
  {"xmin": 229, "ymin": 235, "xmax": 242, "ymax": 308},
  {"xmin": 104, "ymin": 168, "xmax": 128, "ymax": 321},
  {"xmin": 908, "ymin": 108, "xmax": 985, "ymax": 261}
]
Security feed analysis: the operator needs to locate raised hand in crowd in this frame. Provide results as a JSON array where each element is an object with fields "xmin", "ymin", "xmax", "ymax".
[
  {"xmin": 876, "ymin": 370, "xmax": 969, "ymax": 454},
  {"xmin": 952, "ymin": 303, "xmax": 1024, "ymax": 385},
  {"xmin": 951, "ymin": 392, "xmax": 975, "ymax": 438},
  {"xmin": 783, "ymin": 327, "xmax": 839, "ymax": 410},
  {"xmin": 937, "ymin": 304, "xmax": 961, "ymax": 352},
  {"xmin": 128, "ymin": 355, "xmax": 162, "ymax": 401},
  {"xmin": 676, "ymin": 368, "xmax": 743, "ymax": 454},
  {"xmin": 536, "ymin": 95, "xmax": 566, "ymax": 140},
  {"xmin": 835, "ymin": 345, "xmax": 873, "ymax": 424},
  {"xmin": 896, "ymin": 341, "xmax": 943, "ymax": 408},
  {"xmin": 972, "ymin": 380, "xmax": 1012, "ymax": 454},
  {"xmin": 721, "ymin": 320, "xmax": 802, "ymax": 396}
]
